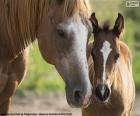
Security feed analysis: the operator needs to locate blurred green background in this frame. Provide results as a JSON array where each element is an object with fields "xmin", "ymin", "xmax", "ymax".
[{"xmin": 17, "ymin": 0, "xmax": 140, "ymax": 94}]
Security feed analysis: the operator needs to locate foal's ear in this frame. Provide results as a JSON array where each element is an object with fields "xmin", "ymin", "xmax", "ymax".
[
  {"xmin": 113, "ymin": 13, "xmax": 124, "ymax": 37},
  {"xmin": 90, "ymin": 12, "xmax": 99, "ymax": 34}
]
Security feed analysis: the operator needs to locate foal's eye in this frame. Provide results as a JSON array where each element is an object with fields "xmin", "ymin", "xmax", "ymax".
[
  {"xmin": 114, "ymin": 53, "xmax": 120, "ymax": 62},
  {"xmin": 56, "ymin": 28, "xmax": 66, "ymax": 38}
]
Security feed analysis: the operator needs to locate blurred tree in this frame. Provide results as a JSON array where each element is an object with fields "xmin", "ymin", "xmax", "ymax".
[
  {"xmin": 123, "ymin": 5, "xmax": 140, "ymax": 90},
  {"xmin": 123, "ymin": 6, "xmax": 140, "ymax": 52}
]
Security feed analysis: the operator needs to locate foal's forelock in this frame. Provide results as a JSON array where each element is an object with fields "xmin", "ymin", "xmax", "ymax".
[{"xmin": 100, "ymin": 41, "xmax": 112, "ymax": 82}]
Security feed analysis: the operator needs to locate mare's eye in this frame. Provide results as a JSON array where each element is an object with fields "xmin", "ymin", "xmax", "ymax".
[
  {"xmin": 114, "ymin": 53, "xmax": 120, "ymax": 62},
  {"xmin": 56, "ymin": 28, "xmax": 66, "ymax": 38}
]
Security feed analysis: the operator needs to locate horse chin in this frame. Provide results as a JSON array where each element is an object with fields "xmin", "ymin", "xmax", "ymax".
[
  {"xmin": 66, "ymin": 93, "xmax": 92, "ymax": 108},
  {"xmin": 67, "ymin": 101, "xmax": 90, "ymax": 109},
  {"xmin": 95, "ymin": 96, "xmax": 110, "ymax": 105},
  {"xmin": 82, "ymin": 92, "xmax": 92, "ymax": 108},
  {"xmin": 82, "ymin": 98, "xmax": 91, "ymax": 109},
  {"xmin": 66, "ymin": 99, "xmax": 82, "ymax": 108}
]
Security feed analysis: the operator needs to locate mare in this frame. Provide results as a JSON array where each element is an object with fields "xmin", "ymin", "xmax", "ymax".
[
  {"xmin": 0, "ymin": 0, "xmax": 93, "ymax": 113},
  {"xmin": 83, "ymin": 13, "xmax": 135, "ymax": 116}
]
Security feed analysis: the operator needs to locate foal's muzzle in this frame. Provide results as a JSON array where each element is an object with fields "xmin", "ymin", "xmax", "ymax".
[{"xmin": 95, "ymin": 84, "xmax": 110, "ymax": 102}]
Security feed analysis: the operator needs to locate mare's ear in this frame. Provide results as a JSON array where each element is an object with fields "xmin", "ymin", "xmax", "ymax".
[
  {"xmin": 113, "ymin": 13, "xmax": 124, "ymax": 37},
  {"xmin": 90, "ymin": 12, "xmax": 99, "ymax": 34}
]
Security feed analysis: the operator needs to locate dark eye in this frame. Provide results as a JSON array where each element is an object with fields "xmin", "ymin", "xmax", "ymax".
[
  {"xmin": 114, "ymin": 53, "xmax": 119, "ymax": 62},
  {"xmin": 56, "ymin": 28, "xmax": 66, "ymax": 38}
]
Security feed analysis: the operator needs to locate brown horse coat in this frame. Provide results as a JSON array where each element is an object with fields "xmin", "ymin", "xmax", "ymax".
[
  {"xmin": 0, "ymin": 0, "xmax": 92, "ymax": 113},
  {"xmin": 83, "ymin": 13, "xmax": 135, "ymax": 116},
  {"xmin": 83, "ymin": 42, "xmax": 135, "ymax": 116}
]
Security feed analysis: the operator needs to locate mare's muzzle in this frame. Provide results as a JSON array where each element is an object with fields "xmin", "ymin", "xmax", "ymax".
[{"xmin": 66, "ymin": 83, "xmax": 92, "ymax": 108}]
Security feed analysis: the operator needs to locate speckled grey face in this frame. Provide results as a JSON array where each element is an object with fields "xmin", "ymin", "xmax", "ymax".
[
  {"xmin": 53, "ymin": 15, "xmax": 92, "ymax": 108},
  {"xmin": 37, "ymin": 0, "xmax": 92, "ymax": 108}
]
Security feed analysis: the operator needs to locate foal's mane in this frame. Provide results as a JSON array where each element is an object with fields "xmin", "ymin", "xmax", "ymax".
[{"xmin": 0, "ymin": 0, "xmax": 89, "ymax": 56}]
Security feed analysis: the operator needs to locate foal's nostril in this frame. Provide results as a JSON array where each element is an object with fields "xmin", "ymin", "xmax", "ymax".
[{"xmin": 95, "ymin": 84, "xmax": 110, "ymax": 102}]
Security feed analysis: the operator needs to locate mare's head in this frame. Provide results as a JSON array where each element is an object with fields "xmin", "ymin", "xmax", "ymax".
[
  {"xmin": 90, "ymin": 13, "xmax": 124, "ymax": 103},
  {"xmin": 37, "ymin": 0, "xmax": 92, "ymax": 108}
]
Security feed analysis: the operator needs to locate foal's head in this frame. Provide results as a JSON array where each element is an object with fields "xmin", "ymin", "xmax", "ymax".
[{"xmin": 90, "ymin": 13, "xmax": 124, "ymax": 102}]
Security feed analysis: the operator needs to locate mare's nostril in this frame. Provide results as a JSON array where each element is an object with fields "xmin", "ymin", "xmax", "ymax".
[
  {"xmin": 66, "ymin": 84, "xmax": 92, "ymax": 108},
  {"xmin": 73, "ymin": 89, "xmax": 83, "ymax": 105},
  {"xmin": 95, "ymin": 84, "xmax": 110, "ymax": 102}
]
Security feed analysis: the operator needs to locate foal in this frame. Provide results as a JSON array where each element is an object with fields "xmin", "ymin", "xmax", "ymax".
[{"xmin": 83, "ymin": 13, "xmax": 135, "ymax": 116}]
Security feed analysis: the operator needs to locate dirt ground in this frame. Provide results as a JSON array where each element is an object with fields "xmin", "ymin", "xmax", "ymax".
[{"xmin": 10, "ymin": 92, "xmax": 140, "ymax": 116}]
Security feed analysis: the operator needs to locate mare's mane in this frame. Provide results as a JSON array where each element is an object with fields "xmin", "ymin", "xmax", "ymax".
[{"xmin": 0, "ymin": 0, "xmax": 89, "ymax": 55}]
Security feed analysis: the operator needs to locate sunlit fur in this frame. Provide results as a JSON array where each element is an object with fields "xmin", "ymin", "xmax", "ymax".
[
  {"xmin": 0, "ymin": 0, "xmax": 89, "ymax": 56},
  {"xmin": 84, "ymin": 41, "xmax": 135, "ymax": 116}
]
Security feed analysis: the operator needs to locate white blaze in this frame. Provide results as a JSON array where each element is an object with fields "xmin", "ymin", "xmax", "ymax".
[
  {"xmin": 100, "ymin": 41, "xmax": 112, "ymax": 82},
  {"xmin": 101, "ymin": 86, "xmax": 105, "ymax": 97}
]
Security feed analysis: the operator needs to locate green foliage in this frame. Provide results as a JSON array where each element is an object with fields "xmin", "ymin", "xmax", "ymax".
[
  {"xmin": 123, "ymin": 5, "xmax": 140, "ymax": 90},
  {"xmin": 123, "ymin": 19, "xmax": 140, "ymax": 90},
  {"xmin": 133, "ymin": 54, "xmax": 140, "ymax": 90}
]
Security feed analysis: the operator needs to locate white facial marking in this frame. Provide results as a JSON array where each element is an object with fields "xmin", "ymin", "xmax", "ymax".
[
  {"xmin": 101, "ymin": 86, "xmax": 105, "ymax": 97},
  {"xmin": 100, "ymin": 41, "xmax": 112, "ymax": 82},
  {"xmin": 72, "ymin": 16, "xmax": 92, "ymax": 96},
  {"xmin": 58, "ymin": 15, "xmax": 92, "ymax": 99}
]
